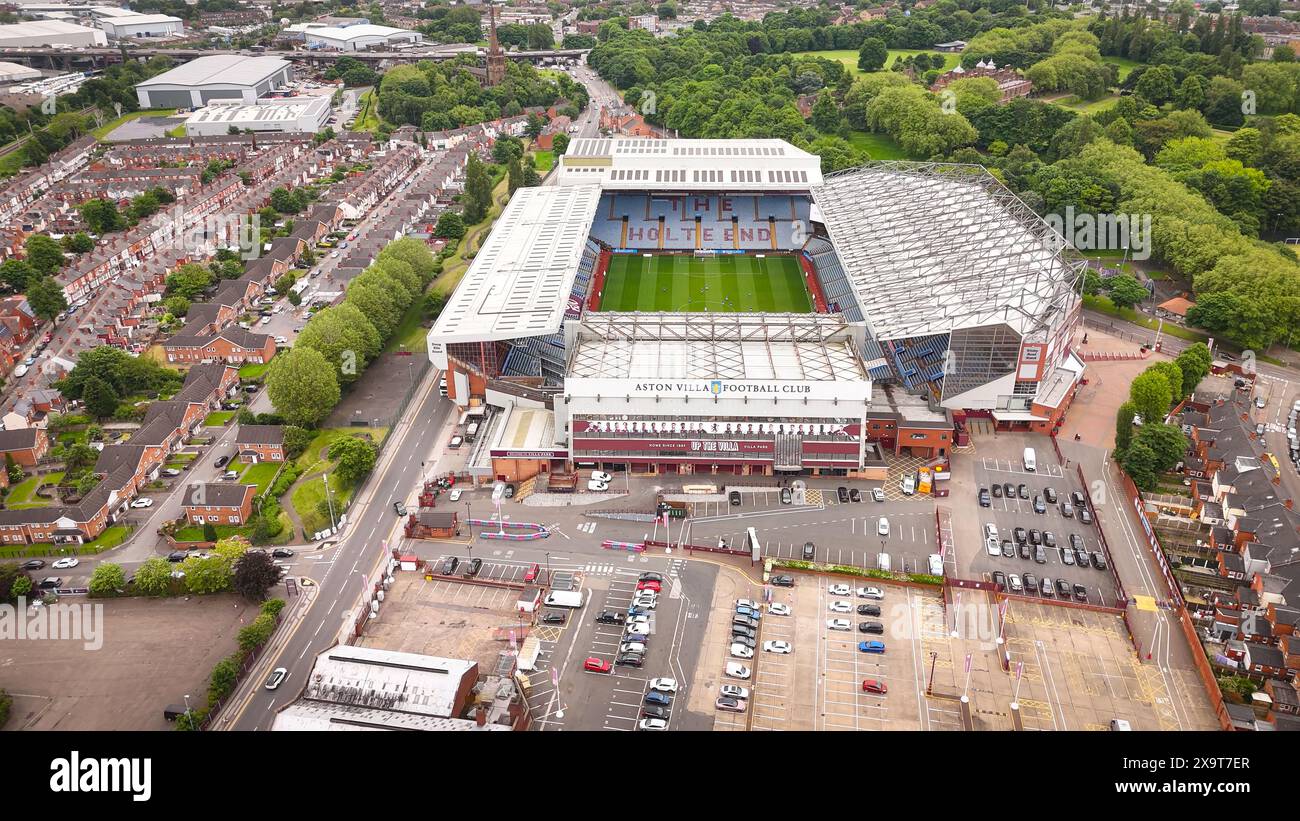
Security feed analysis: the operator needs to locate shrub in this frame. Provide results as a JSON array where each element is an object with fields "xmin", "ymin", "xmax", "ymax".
[{"xmin": 261, "ymin": 598, "xmax": 286, "ymax": 617}]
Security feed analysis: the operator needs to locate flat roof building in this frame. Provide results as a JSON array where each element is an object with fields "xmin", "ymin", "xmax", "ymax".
[
  {"xmin": 100, "ymin": 13, "xmax": 185, "ymax": 40},
  {"xmin": 135, "ymin": 55, "xmax": 292, "ymax": 108},
  {"xmin": 0, "ymin": 61, "xmax": 43, "ymax": 84},
  {"xmin": 0, "ymin": 20, "xmax": 108, "ymax": 47},
  {"xmin": 303, "ymin": 24, "xmax": 421, "ymax": 51},
  {"xmin": 184, "ymin": 96, "xmax": 331, "ymax": 136}
]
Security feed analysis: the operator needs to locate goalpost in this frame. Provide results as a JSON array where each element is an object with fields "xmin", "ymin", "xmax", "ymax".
[{"xmin": 693, "ymin": 249, "xmax": 717, "ymax": 258}]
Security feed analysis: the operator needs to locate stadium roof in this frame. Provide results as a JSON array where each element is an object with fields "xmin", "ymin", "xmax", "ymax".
[
  {"xmin": 811, "ymin": 162, "xmax": 1084, "ymax": 341},
  {"xmin": 304, "ymin": 24, "xmax": 417, "ymax": 40},
  {"xmin": 557, "ymin": 138, "xmax": 823, "ymax": 192},
  {"xmin": 137, "ymin": 55, "xmax": 290, "ymax": 88},
  {"xmin": 428, "ymin": 184, "xmax": 601, "ymax": 344},
  {"xmin": 568, "ymin": 312, "xmax": 868, "ymax": 383}
]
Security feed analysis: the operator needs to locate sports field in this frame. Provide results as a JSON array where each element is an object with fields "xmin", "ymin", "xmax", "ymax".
[{"xmin": 598, "ymin": 254, "xmax": 812, "ymax": 313}]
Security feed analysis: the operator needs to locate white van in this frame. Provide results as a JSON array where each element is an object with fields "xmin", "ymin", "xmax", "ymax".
[
  {"xmin": 876, "ymin": 552, "xmax": 891, "ymax": 572},
  {"xmin": 927, "ymin": 554, "xmax": 945, "ymax": 576},
  {"xmin": 1109, "ymin": 719, "xmax": 1132, "ymax": 731},
  {"xmin": 1023, "ymin": 447, "xmax": 1037, "ymax": 472}
]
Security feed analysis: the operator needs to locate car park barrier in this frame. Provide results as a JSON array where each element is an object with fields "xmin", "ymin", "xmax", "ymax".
[
  {"xmin": 469, "ymin": 519, "xmax": 550, "ymax": 541},
  {"xmin": 602, "ymin": 539, "xmax": 644, "ymax": 552}
]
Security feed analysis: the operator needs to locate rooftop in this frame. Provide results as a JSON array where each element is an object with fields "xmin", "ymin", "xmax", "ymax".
[
  {"xmin": 136, "ymin": 55, "xmax": 290, "ymax": 88},
  {"xmin": 184, "ymin": 96, "xmax": 329, "ymax": 127},
  {"xmin": 428, "ymin": 184, "xmax": 601, "ymax": 344},
  {"xmin": 558, "ymin": 137, "xmax": 823, "ymax": 191},
  {"xmin": 811, "ymin": 162, "xmax": 1084, "ymax": 341},
  {"xmin": 304, "ymin": 24, "xmax": 417, "ymax": 40},
  {"xmin": 296, "ymin": 645, "xmax": 476, "ymax": 718}
]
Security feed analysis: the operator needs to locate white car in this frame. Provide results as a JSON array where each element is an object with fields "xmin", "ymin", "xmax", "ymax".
[
  {"xmin": 448, "ymin": 488, "xmax": 462, "ymax": 501},
  {"xmin": 986, "ymin": 537, "xmax": 1001, "ymax": 557},
  {"xmin": 724, "ymin": 661, "xmax": 751, "ymax": 679},
  {"xmin": 648, "ymin": 677, "xmax": 677, "ymax": 693},
  {"xmin": 856, "ymin": 586, "xmax": 884, "ymax": 600},
  {"xmin": 274, "ymin": 336, "xmax": 288, "ymax": 345},
  {"xmin": 51, "ymin": 557, "xmax": 79, "ymax": 569},
  {"xmin": 638, "ymin": 717, "xmax": 668, "ymax": 731},
  {"xmin": 736, "ymin": 599, "xmax": 760, "ymax": 609},
  {"xmin": 902, "ymin": 473, "xmax": 916, "ymax": 495},
  {"xmin": 264, "ymin": 667, "xmax": 287, "ymax": 690},
  {"xmin": 729, "ymin": 643, "xmax": 754, "ymax": 659},
  {"xmin": 626, "ymin": 617, "xmax": 650, "ymax": 631},
  {"xmin": 828, "ymin": 600, "xmax": 852, "ymax": 613},
  {"xmin": 871, "ymin": 487, "xmax": 885, "ymax": 502},
  {"xmin": 632, "ymin": 597, "xmax": 657, "ymax": 609},
  {"xmin": 826, "ymin": 618, "xmax": 852, "ymax": 631},
  {"xmin": 768, "ymin": 602, "xmax": 791, "ymax": 616},
  {"xmin": 720, "ymin": 684, "xmax": 750, "ymax": 699},
  {"xmin": 877, "ymin": 517, "xmax": 890, "ymax": 536},
  {"xmin": 130, "ymin": 498, "xmax": 153, "ymax": 508},
  {"xmin": 828, "ymin": 584, "xmax": 850, "ymax": 596},
  {"xmin": 591, "ymin": 470, "xmax": 612, "ymax": 483},
  {"xmin": 619, "ymin": 642, "xmax": 646, "ymax": 655},
  {"xmin": 763, "ymin": 640, "xmax": 793, "ymax": 654},
  {"xmin": 587, "ymin": 479, "xmax": 609, "ymax": 492}
]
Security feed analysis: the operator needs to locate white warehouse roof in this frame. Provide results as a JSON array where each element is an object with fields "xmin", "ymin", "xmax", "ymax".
[
  {"xmin": 306, "ymin": 24, "xmax": 417, "ymax": 41},
  {"xmin": 811, "ymin": 162, "xmax": 1083, "ymax": 341},
  {"xmin": 0, "ymin": 20, "xmax": 107, "ymax": 44},
  {"xmin": 137, "ymin": 54, "xmax": 290, "ymax": 88},
  {"xmin": 557, "ymin": 137, "xmax": 823, "ymax": 191},
  {"xmin": 428, "ymin": 184, "xmax": 602, "ymax": 345}
]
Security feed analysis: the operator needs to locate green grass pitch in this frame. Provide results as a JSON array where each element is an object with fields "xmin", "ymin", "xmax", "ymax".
[{"xmin": 598, "ymin": 254, "xmax": 812, "ymax": 313}]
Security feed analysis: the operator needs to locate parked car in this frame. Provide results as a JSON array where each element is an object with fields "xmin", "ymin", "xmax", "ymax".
[
  {"xmin": 1028, "ymin": 529, "xmax": 1042, "ymax": 546},
  {"xmin": 992, "ymin": 571, "xmax": 1007, "ymax": 591},
  {"xmin": 167, "ymin": 551, "xmax": 188, "ymax": 562},
  {"xmin": 1074, "ymin": 547, "xmax": 1090, "ymax": 567},
  {"xmin": 978, "ymin": 488, "xmax": 991, "ymax": 507},
  {"xmin": 780, "ymin": 487, "xmax": 792, "ymax": 504},
  {"xmin": 1043, "ymin": 531, "xmax": 1057, "ymax": 548},
  {"xmin": 1061, "ymin": 547, "xmax": 1075, "ymax": 566},
  {"xmin": 1014, "ymin": 527, "xmax": 1027, "ymax": 544},
  {"xmin": 1017, "ymin": 542, "xmax": 1031, "ymax": 560},
  {"xmin": 991, "ymin": 484, "xmax": 1003, "ymax": 498},
  {"xmin": 1056, "ymin": 578, "xmax": 1072, "ymax": 597},
  {"xmin": 440, "ymin": 556, "xmax": 459, "ymax": 575},
  {"xmin": 540, "ymin": 610, "xmax": 567, "ymax": 625},
  {"xmin": 856, "ymin": 586, "xmax": 884, "ymax": 599},
  {"xmin": 1024, "ymin": 573, "xmax": 1038, "ymax": 594},
  {"xmin": 724, "ymin": 662, "xmax": 751, "ymax": 679},
  {"xmin": 729, "ymin": 490, "xmax": 742, "ymax": 506},
  {"xmin": 587, "ymin": 479, "xmax": 609, "ymax": 492},
  {"xmin": 849, "ymin": 488, "xmax": 862, "ymax": 503},
  {"xmin": 20, "ymin": 559, "xmax": 44, "ymax": 571},
  {"xmin": 871, "ymin": 488, "xmax": 885, "ymax": 502},
  {"xmin": 1033, "ymin": 496, "xmax": 1046, "ymax": 514},
  {"xmin": 856, "ymin": 604, "xmax": 881, "ymax": 617},
  {"xmin": 1091, "ymin": 552, "xmax": 1107, "ymax": 570},
  {"xmin": 802, "ymin": 542, "xmax": 816, "ymax": 560},
  {"xmin": 770, "ymin": 575, "xmax": 795, "ymax": 587},
  {"xmin": 638, "ymin": 718, "xmax": 667, "ymax": 731},
  {"xmin": 1018, "ymin": 484, "xmax": 1029, "ymax": 499},
  {"xmin": 1008, "ymin": 574, "xmax": 1023, "ymax": 592},
  {"xmin": 859, "ymin": 621, "xmax": 885, "ymax": 634},
  {"xmin": 862, "ymin": 679, "xmax": 888, "ymax": 695},
  {"xmin": 837, "ymin": 486, "xmax": 850, "ymax": 503},
  {"xmin": 1033, "ymin": 545, "xmax": 1046, "ymax": 564},
  {"xmin": 720, "ymin": 684, "xmax": 749, "ymax": 699},
  {"xmin": 768, "ymin": 603, "xmax": 791, "ymax": 616},
  {"xmin": 461, "ymin": 558, "xmax": 483, "ymax": 578},
  {"xmin": 1080, "ymin": 508, "xmax": 1093, "ymax": 525},
  {"xmin": 584, "ymin": 657, "xmax": 612, "ymax": 673},
  {"xmin": 1043, "ymin": 487, "xmax": 1058, "ymax": 504},
  {"xmin": 729, "ymin": 643, "xmax": 754, "ymax": 659},
  {"xmin": 214, "ymin": 455, "xmax": 231, "ymax": 468},
  {"xmin": 648, "ymin": 678, "xmax": 677, "ymax": 693},
  {"xmin": 591, "ymin": 471, "xmax": 613, "ymax": 484},
  {"xmin": 162, "ymin": 468, "xmax": 182, "ymax": 478},
  {"xmin": 596, "ymin": 611, "xmax": 625, "ymax": 625},
  {"xmin": 826, "ymin": 618, "xmax": 852, "ymax": 631},
  {"xmin": 1060, "ymin": 501, "xmax": 1074, "ymax": 518},
  {"xmin": 715, "ymin": 696, "xmax": 747, "ymax": 713},
  {"xmin": 1003, "ymin": 482, "xmax": 1015, "ymax": 498},
  {"xmin": 1040, "ymin": 576, "xmax": 1053, "ymax": 596},
  {"xmin": 858, "ymin": 640, "xmax": 886, "ymax": 654},
  {"xmin": 616, "ymin": 653, "xmax": 645, "ymax": 668},
  {"xmin": 763, "ymin": 640, "xmax": 793, "ymax": 654},
  {"xmin": 271, "ymin": 548, "xmax": 294, "ymax": 559},
  {"xmin": 51, "ymin": 557, "xmax": 79, "ymax": 569},
  {"xmin": 1073, "ymin": 584, "xmax": 1088, "ymax": 602},
  {"xmin": 130, "ymin": 498, "xmax": 153, "ymax": 509},
  {"xmin": 1001, "ymin": 540, "xmax": 1014, "ymax": 558}
]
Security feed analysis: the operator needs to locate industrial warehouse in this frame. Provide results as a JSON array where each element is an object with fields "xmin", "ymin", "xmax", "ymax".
[{"xmin": 426, "ymin": 139, "xmax": 1088, "ymax": 483}]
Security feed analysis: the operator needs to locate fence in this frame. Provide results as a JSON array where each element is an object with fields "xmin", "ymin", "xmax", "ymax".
[{"xmin": 201, "ymin": 610, "xmax": 282, "ymax": 729}]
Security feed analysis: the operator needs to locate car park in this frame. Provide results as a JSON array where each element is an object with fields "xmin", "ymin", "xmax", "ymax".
[
  {"xmin": 862, "ymin": 679, "xmax": 888, "ymax": 694},
  {"xmin": 858, "ymin": 640, "xmax": 886, "ymax": 654},
  {"xmin": 584, "ymin": 657, "xmax": 612, "ymax": 673},
  {"xmin": 763, "ymin": 640, "xmax": 792, "ymax": 654},
  {"xmin": 826, "ymin": 618, "xmax": 852, "ymax": 631}
]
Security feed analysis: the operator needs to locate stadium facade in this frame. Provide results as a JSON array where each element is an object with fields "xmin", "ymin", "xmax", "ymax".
[{"xmin": 427, "ymin": 139, "xmax": 1085, "ymax": 484}]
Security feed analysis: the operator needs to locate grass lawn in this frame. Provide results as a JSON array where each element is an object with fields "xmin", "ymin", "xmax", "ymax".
[
  {"xmin": 432, "ymin": 173, "xmax": 511, "ymax": 296},
  {"xmin": 532, "ymin": 150, "xmax": 555, "ymax": 173},
  {"xmin": 1054, "ymin": 93, "xmax": 1120, "ymax": 114},
  {"xmin": 1101, "ymin": 56, "xmax": 1144, "ymax": 83},
  {"xmin": 203, "ymin": 411, "xmax": 235, "ymax": 427},
  {"xmin": 294, "ymin": 428, "xmax": 390, "ymax": 473},
  {"xmin": 1083, "ymin": 294, "xmax": 1210, "ymax": 342},
  {"xmin": 0, "ymin": 525, "xmax": 134, "ymax": 559},
  {"xmin": 92, "ymin": 108, "xmax": 178, "ymax": 140},
  {"xmin": 385, "ymin": 294, "xmax": 433, "ymax": 354},
  {"xmin": 6, "ymin": 471, "xmax": 63, "ymax": 506},
  {"xmin": 797, "ymin": 49, "xmax": 960, "ymax": 78},
  {"xmin": 239, "ymin": 363, "xmax": 269, "ymax": 380},
  {"xmin": 241, "ymin": 462, "xmax": 281, "ymax": 496},
  {"xmin": 288, "ymin": 427, "xmax": 389, "ymax": 534},
  {"xmin": 354, "ymin": 90, "xmax": 380, "ymax": 132},
  {"xmin": 846, "ymin": 129, "xmax": 909, "ymax": 160},
  {"xmin": 599, "ymin": 254, "xmax": 811, "ymax": 313}
]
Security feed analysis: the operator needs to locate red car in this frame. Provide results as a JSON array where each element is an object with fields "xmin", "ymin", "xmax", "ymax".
[
  {"xmin": 862, "ymin": 679, "xmax": 888, "ymax": 695},
  {"xmin": 583, "ymin": 657, "xmax": 612, "ymax": 674},
  {"xmin": 524, "ymin": 563, "xmax": 540, "ymax": 583},
  {"xmin": 636, "ymin": 580, "xmax": 662, "ymax": 593}
]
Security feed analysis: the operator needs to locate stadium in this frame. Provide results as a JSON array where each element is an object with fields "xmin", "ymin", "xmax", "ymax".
[{"xmin": 427, "ymin": 138, "xmax": 1087, "ymax": 483}]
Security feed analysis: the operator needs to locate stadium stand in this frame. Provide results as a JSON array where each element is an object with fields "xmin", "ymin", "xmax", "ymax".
[
  {"xmin": 805, "ymin": 237, "xmax": 863, "ymax": 321},
  {"xmin": 595, "ymin": 193, "xmax": 812, "ymax": 251}
]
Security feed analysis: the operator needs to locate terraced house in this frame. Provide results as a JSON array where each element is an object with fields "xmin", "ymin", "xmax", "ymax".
[{"xmin": 0, "ymin": 364, "xmax": 239, "ymax": 546}]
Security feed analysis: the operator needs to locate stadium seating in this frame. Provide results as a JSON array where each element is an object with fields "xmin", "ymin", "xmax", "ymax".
[
  {"xmin": 594, "ymin": 194, "xmax": 813, "ymax": 251},
  {"xmin": 805, "ymin": 238, "xmax": 863, "ymax": 321},
  {"xmin": 566, "ymin": 239, "xmax": 601, "ymax": 320}
]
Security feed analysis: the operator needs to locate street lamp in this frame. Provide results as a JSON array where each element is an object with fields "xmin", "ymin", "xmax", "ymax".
[
  {"xmin": 322, "ymin": 473, "xmax": 337, "ymax": 531},
  {"xmin": 465, "ymin": 501, "xmax": 472, "ymax": 539},
  {"xmin": 545, "ymin": 551, "xmax": 551, "ymax": 585},
  {"xmin": 183, "ymin": 694, "xmax": 197, "ymax": 731}
]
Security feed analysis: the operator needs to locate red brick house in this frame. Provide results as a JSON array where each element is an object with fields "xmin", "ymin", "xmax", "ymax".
[
  {"xmin": 236, "ymin": 424, "xmax": 285, "ymax": 463},
  {"xmin": 0, "ymin": 295, "xmax": 37, "ymax": 344},
  {"xmin": 162, "ymin": 327, "xmax": 277, "ymax": 366},
  {"xmin": 0, "ymin": 426, "xmax": 49, "ymax": 467},
  {"xmin": 183, "ymin": 482, "xmax": 256, "ymax": 525}
]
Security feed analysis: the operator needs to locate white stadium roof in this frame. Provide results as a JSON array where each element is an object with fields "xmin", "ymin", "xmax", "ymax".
[
  {"xmin": 428, "ymin": 184, "xmax": 602, "ymax": 344},
  {"xmin": 305, "ymin": 24, "xmax": 417, "ymax": 41},
  {"xmin": 136, "ymin": 55, "xmax": 290, "ymax": 88},
  {"xmin": 557, "ymin": 137, "xmax": 823, "ymax": 191},
  {"xmin": 568, "ymin": 313, "xmax": 867, "ymax": 383},
  {"xmin": 810, "ymin": 162, "xmax": 1084, "ymax": 341}
]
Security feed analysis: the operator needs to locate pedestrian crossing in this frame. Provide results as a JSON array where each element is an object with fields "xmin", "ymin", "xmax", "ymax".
[
  {"xmin": 584, "ymin": 563, "xmax": 617, "ymax": 575},
  {"xmin": 576, "ymin": 521, "xmax": 598, "ymax": 534}
]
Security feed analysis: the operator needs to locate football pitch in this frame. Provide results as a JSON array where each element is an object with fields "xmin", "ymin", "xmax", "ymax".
[{"xmin": 598, "ymin": 254, "xmax": 812, "ymax": 313}]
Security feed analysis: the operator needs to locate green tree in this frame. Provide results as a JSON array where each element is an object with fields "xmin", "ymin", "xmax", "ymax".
[
  {"xmin": 810, "ymin": 90, "xmax": 841, "ymax": 133},
  {"xmin": 182, "ymin": 554, "xmax": 233, "ymax": 595},
  {"xmin": 1133, "ymin": 423, "xmax": 1187, "ymax": 472},
  {"xmin": 233, "ymin": 550, "xmax": 281, "ymax": 601},
  {"xmin": 64, "ymin": 233, "xmax": 94, "ymax": 253},
  {"xmin": 525, "ymin": 113, "xmax": 545, "ymax": 139},
  {"xmin": 507, "ymin": 155, "xmax": 523, "ymax": 194},
  {"xmin": 1174, "ymin": 343, "xmax": 1213, "ymax": 395},
  {"xmin": 376, "ymin": 237, "xmax": 438, "ymax": 285},
  {"xmin": 162, "ymin": 295, "xmax": 190, "ymax": 317},
  {"xmin": 1119, "ymin": 440, "xmax": 1160, "ymax": 490},
  {"xmin": 202, "ymin": 521, "xmax": 218, "ymax": 542},
  {"xmin": 134, "ymin": 557, "xmax": 174, "ymax": 596},
  {"xmin": 1130, "ymin": 370, "xmax": 1174, "ymax": 425},
  {"xmin": 344, "ymin": 278, "xmax": 404, "ymax": 340},
  {"xmin": 1134, "ymin": 64, "xmax": 1177, "ymax": 106},
  {"xmin": 857, "ymin": 37, "xmax": 888, "ymax": 73},
  {"xmin": 265, "ymin": 347, "xmax": 341, "ymax": 428},
  {"xmin": 88, "ymin": 563, "xmax": 126, "ymax": 597},
  {"xmin": 0, "ymin": 259, "xmax": 35, "ymax": 292},
  {"xmin": 82, "ymin": 374, "xmax": 120, "ymax": 419},
  {"xmin": 463, "ymin": 155, "xmax": 493, "ymax": 224},
  {"xmin": 433, "ymin": 210, "xmax": 466, "ymax": 240},
  {"xmin": 78, "ymin": 199, "xmax": 125, "ymax": 234},
  {"xmin": 24, "ymin": 234, "xmax": 65, "ymax": 276},
  {"xmin": 552, "ymin": 132, "xmax": 570, "ymax": 156},
  {"xmin": 1147, "ymin": 360, "xmax": 1188, "ymax": 403},
  {"xmin": 332, "ymin": 436, "xmax": 377, "ymax": 485},
  {"xmin": 295, "ymin": 304, "xmax": 381, "ymax": 384},
  {"xmin": 1116, "ymin": 401, "xmax": 1138, "ymax": 452},
  {"xmin": 165, "ymin": 263, "xmax": 214, "ymax": 300},
  {"xmin": 26, "ymin": 275, "xmax": 68, "ymax": 321},
  {"xmin": 1106, "ymin": 274, "xmax": 1148, "ymax": 309}
]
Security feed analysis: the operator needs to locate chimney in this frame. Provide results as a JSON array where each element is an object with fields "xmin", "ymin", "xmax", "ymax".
[{"xmin": 475, "ymin": 703, "xmax": 488, "ymax": 727}]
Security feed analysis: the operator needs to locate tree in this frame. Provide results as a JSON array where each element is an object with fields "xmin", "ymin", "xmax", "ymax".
[
  {"xmin": 202, "ymin": 522, "xmax": 218, "ymax": 542},
  {"xmin": 526, "ymin": 113, "xmax": 545, "ymax": 140},
  {"xmin": 332, "ymin": 436, "xmax": 377, "ymax": 485},
  {"xmin": 165, "ymin": 263, "xmax": 214, "ymax": 300},
  {"xmin": 463, "ymin": 155, "xmax": 493, "ymax": 224},
  {"xmin": 507, "ymin": 155, "xmax": 523, "ymax": 194},
  {"xmin": 283, "ymin": 426, "xmax": 315, "ymax": 460},
  {"xmin": 265, "ymin": 347, "xmax": 341, "ymax": 428},
  {"xmin": 182, "ymin": 554, "xmax": 233, "ymax": 595},
  {"xmin": 552, "ymin": 132, "xmax": 570, "ymax": 156},
  {"xmin": 1147, "ymin": 360, "xmax": 1188, "ymax": 403},
  {"xmin": 26, "ymin": 276, "xmax": 68, "ymax": 322},
  {"xmin": 82, "ymin": 374, "xmax": 120, "ymax": 419},
  {"xmin": 1116, "ymin": 401, "xmax": 1138, "ymax": 452},
  {"xmin": 162, "ymin": 295, "xmax": 190, "ymax": 318},
  {"xmin": 1133, "ymin": 423, "xmax": 1187, "ymax": 473},
  {"xmin": 810, "ymin": 91, "xmax": 840, "ymax": 133},
  {"xmin": 295, "ymin": 304, "xmax": 381, "ymax": 383},
  {"xmin": 1119, "ymin": 440, "xmax": 1160, "ymax": 490},
  {"xmin": 24, "ymin": 234, "xmax": 65, "ymax": 276},
  {"xmin": 1106, "ymin": 274, "xmax": 1148, "ymax": 309},
  {"xmin": 233, "ymin": 550, "xmax": 281, "ymax": 601},
  {"xmin": 376, "ymin": 237, "xmax": 438, "ymax": 285},
  {"xmin": 433, "ymin": 210, "xmax": 465, "ymax": 240},
  {"xmin": 78, "ymin": 199, "xmax": 125, "ymax": 234},
  {"xmin": 1130, "ymin": 370, "xmax": 1174, "ymax": 425},
  {"xmin": 88, "ymin": 563, "xmax": 126, "ymax": 597},
  {"xmin": 857, "ymin": 37, "xmax": 888, "ymax": 73},
  {"xmin": 1134, "ymin": 64, "xmax": 1176, "ymax": 106},
  {"xmin": 134, "ymin": 557, "xmax": 174, "ymax": 596},
  {"xmin": 64, "ymin": 233, "xmax": 94, "ymax": 253},
  {"xmin": 0, "ymin": 259, "xmax": 35, "ymax": 292},
  {"xmin": 0, "ymin": 562, "xmax": 27, "ymax": 603},
  {"xmin": 1174, "ymin": 343, "xmax": 1213, "ymax": 395},
  {"xmin": 344, "ymin": 278, "xmax": 404, "ymax": 340}
]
